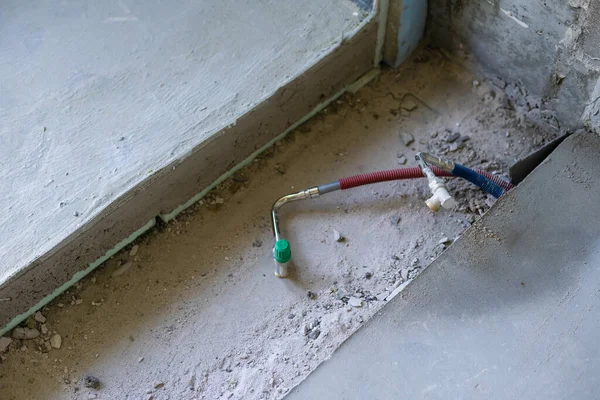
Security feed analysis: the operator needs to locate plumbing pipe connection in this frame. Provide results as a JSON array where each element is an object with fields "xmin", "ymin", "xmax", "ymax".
[
  {"xmin": 417, "ymin": 152, "xmax": 506, "ymax": 198},
  {"xmin": 415, "ymin": 153, "xmax": 457, "ymax": 212},
  {"xmin": 270, "ymin": 155, "xmax": 513, "ymax": 277}
]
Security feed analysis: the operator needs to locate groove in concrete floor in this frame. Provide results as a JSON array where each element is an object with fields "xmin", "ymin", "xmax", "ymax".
[{"xmin": 0, "ymin": 49, "xmax": 554, "ymax": 400}]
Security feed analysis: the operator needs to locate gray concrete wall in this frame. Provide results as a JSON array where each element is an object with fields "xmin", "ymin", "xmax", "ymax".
[
  {"xmin": 0, "ymin": 1, "xmax": 379, "ymax": 331},
  {"xmin": 427, "ymin": 0, "xmax": 600, "ymax": 132}
]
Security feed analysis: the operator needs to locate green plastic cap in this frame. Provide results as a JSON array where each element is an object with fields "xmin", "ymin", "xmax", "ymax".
[{"xmin": 274, "ymin": 239, "xmax": 292, "ymax": 263}]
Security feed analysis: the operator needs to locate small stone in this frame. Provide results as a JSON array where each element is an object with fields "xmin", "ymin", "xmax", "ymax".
[
  {"xmin": 411, "ymin": 257, "xmax": 419, "ymax": 267},
  {"xmin": 214, "ymin": 196, "xmax": 225, "ymax": 204},
  {"xmin": 401, "ymin": 268, "xmax": 409, "ymax": 281},
  {"xmin": 84, "ymin": 375, "xmax": 101, "ymax": 389},
  {"xmin": 73, "ymin": 211, "xmax": 80, "ymax": 217},
  {"xmin": 333, "ymin": 229, "xmax": 345, "ymax": 242},
  {"xmin": 112, "ymin": 261, "xmax": 132, "ymax": 278},
  {"xmin": 44, "ymin": 341, "xmax": 53, "ymax": 352},
  {"xmin": 460, "ymin": 135, "xmax": 471, "ymax": 143},
  {"xmin": 348, "ymin": 297, "xmax": 363, "ymax": 308},
  {"xmin": 129, "ymin": 245, "xmax": 139, "ymax": 257},
  {"xmin": 364, "ymin": 272, "xmax": 373, "ymax": 280},
  {"xmin": 491, "ymin": 76, "xmax": 507, "ymax": 89},
  {"xmin": 12, "ymin": 327, "xmax": 40, "ymax": 340},
  {"xmin": 26, "ymin": 317, "xmax": 36, "ymax": 329},
  {"xmin": 439, "ymin": 237, "xmax": 453, "ymax": 246},
  {"xmin": 307, "ymin": 291, "xmax": 317, "ymax": 300},
  {"xmin": 41, "ymin": 324, "xmax": 49, "ymax": 335},
  {"xmin": 307, "ymin": 329, "xmax": 321, "ymax": 340},
  {"xmin": 91, "ymin": 277, "xmax": 97, "ymax": 284},
  {"xmin": 397, "ymin": 154, "xmax": 407, "ymax": 165},
  {"xmin": 446, "ymin": 132, "xmax": 461, "ymax": 143},
  {"xmin": 287, "ymin": 314, "xmax": 295, "ymax": 319},
  {"xmin": 472, "ymin": 80, "xmax": 480, "ymax": 87},
  {"xmin": 50, "ymin": 334, "xmax": 62, "ymax": 349},
  {"xmin": 533, "ymin": 135, "xmax": 543, "ymax": 146},
  {"xmin": 252, "ymin": 240, "xmax": 262, "ymax": 248},
  {"xmin": 400, "ymin": 132, "xmax": 414, "ymax": 146},
  {"xmin": 87, "ymin": 395, "xmax": 98, "ymax": 400},
  {"xmin": 34, "ymin": 311, "xmax": 46, "ymax": 323},
  {"xmin": 188, "ymin": 374, "xmax": 197, "ymax": 391},
  {"xmin": 153, "ymin": 382, "xmax": 164, "ymax": 390},
  {"xmin": 0, "ymin": 337, "xmax": 12, "ymax": 353},
  {"xmin": 274, "ymin": 164, "xmax": 286, "ymax": 175},
  {"xmin": 430, "ymin": 131, "xmax": 438, "ymax": 138},
  {"xmin": 401, "ymin": 98, "xmax": 418, "ymax": 111}
]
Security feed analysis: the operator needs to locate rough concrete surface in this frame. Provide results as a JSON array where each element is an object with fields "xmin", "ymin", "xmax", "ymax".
[
  {"xmin": 286, "ymin": 132, "xmax": 600, "ymax": 400},
  {"xmin": 428, "ymin": 0, "xmax": 600, "ymax": 131},
  {"xmin": 0, "ymin": 49, "xmax": 553, "ymax": 400},
  {"xmin": 0, "ymin": 0, "xmax": 366, "ymax": 294},
  {"xmin": 0, "ymin": 1, "xmax": 377, "ymax": 330}
]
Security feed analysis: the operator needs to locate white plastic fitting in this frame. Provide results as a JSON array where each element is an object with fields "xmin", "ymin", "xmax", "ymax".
[{"xmin": 425, "ymin": 178, "xmax": 457, "ymax": 212}]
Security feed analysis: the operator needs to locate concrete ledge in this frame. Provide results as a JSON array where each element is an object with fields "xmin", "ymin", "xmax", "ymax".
[{"xmin": 0, "ymin": 20, "xmax": 378, "ymax": 331}]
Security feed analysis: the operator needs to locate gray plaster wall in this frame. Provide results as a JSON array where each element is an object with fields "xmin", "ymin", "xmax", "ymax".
[{"xmin": 427, "ymin": 0, "xmax": 600, "ymax": 131}]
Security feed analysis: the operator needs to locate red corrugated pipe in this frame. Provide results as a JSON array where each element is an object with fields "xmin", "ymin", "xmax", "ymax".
[{"xmin": 338, "ymin": 166, "xmax": 513, "ymax": 191}]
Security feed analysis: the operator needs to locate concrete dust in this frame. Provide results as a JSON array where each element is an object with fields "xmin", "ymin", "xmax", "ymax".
[{"xmin": 0, "ymin": 49, "xmax": 553, "ymax": 400}]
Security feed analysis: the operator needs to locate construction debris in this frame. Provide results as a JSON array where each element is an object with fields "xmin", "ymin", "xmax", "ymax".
[
  {"xmin": 400, "ymin": 132, "xmax": 415, "ymax": 146},
  {"xmin": 0, "ymin": 337, "xmax": 12, "ymax": 353},
  {"xmin": 401, "ymin": 97, "xmax": 418, "ymax": 111},
  {"xmin": 348, "ymin": 297, "xmax": 363, "ymax": 308},
  {"xmin": 84, "ymin": 375, "xmax": 101, "ymax": 389},
  {"xmin": 12, "ymin": 327, "xmax": 39, "ymax": 340},
  {"xmin": 50, "ymin": 334, "xmax": 62, "ymax": 349},
  {"xmin": 111, "ymin": 261, "xmax": 132, "ymax": 278},
  {"xmin": 130, "ymin": 245, "xmax": 139, "ymax": 257},
  {"xmin": 34, "ymin": 311, "xmax": 46, "ymax": 323}
]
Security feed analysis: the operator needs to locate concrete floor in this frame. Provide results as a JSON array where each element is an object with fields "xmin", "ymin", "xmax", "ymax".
[
  {"xmin": 0, "ymin": 50, "xmax": 553, "ymax": 400},
  {"xmin": 0, "ymin": 0, "xmax": 364, "ymax": 287},
  {"xmin": 286, "ymin": 132, "xmax": 600, "ymax": 400}
]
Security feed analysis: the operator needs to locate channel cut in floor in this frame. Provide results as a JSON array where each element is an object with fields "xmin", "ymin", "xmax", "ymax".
[{"xmin": 0, "ymin": 48, "xmax": 554, "ymax": 400}]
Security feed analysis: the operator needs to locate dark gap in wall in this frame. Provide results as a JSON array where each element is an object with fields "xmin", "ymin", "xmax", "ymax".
[{"xmin": 351, "ymin": 0, "xmax": 374, "ymax": 12}]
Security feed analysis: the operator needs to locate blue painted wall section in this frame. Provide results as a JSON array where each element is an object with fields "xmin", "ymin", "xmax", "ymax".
[{"xmin": 396, "ymin": 0, "xmax": 427, "ymax": 65}]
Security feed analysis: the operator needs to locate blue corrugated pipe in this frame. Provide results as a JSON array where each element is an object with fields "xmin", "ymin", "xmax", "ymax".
[{"xmin": 451, "ymin": 163, "xmax": 505, "ymax": 198}]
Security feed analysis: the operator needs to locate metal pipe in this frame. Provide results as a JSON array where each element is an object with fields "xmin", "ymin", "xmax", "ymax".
[
  {"xmin": 271, "ymin": 187, "xmax": 321, "ymax": 278},
  {"xmin": 271, "ymin": 187, "xmax": 320, "ymax": 242},
  {"xmin": 419, "ymin": 152, "xmax": 455, "ymax": 172}
]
